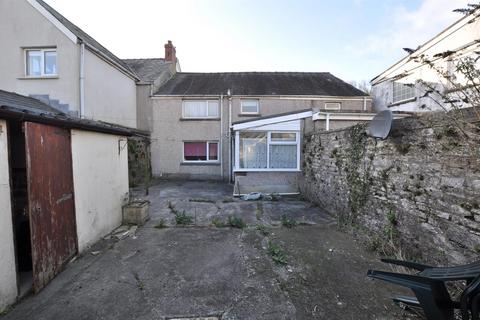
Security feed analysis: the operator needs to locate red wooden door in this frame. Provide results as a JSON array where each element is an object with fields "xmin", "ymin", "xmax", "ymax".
[{"xmin": 24, "ymin": 122, "xmax": 78, "ymax": 292}]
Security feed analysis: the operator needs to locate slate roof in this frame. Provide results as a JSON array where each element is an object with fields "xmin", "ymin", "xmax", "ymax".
[
  {"xmin": 123, "ymin": 58, "xmax": 172, "ymax": 82},
  {"xmin": 35, "ymin": 0, "xmax": 138, "ymax": 80},
  {"xmin": 154, "ymin": 72, "xmax": 368, "ymax": 96},
  {"xmin": 0, "ymin": 90, "xmax": 146, "ymax": 136}
]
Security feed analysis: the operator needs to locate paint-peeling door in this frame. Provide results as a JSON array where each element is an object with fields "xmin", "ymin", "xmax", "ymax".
[{"xmin": 24, "ymin": 122, "xmax": 77, "ymax": 292}]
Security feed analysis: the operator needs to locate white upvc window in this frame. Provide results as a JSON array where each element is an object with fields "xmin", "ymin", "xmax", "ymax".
[
  {"xmin": 240, "ymin": 100, "xmax": 260, "ymax": 114},
  {"xmin": 325, "ymin": 102, "xmax": 341, "ymax": 110},
  {"xmin": 237, "ymin": 131, "xmax": 300, "ymax": 171},
  {"xmin": 25, "ymin": 49, "xmax": 57, "ymax": 77},
  {"xmin": 393, "ymin": 82, "xmax": 415, "ymax": 103},
  {"xmin": 182, "ymin": 100, "xmax": 219, "ymax": 119},
  {"xmin": 183, "ymin": 141, "xmax": 219, "ymax": 162}
]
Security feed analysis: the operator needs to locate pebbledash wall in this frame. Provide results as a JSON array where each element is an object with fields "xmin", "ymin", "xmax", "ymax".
[{"xmin": 300, "ymin": 114, "xmax": 480, "ymax": 265}]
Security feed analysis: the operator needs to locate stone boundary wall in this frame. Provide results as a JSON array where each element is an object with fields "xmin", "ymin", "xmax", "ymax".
[
  {"xmin": 300, "ymin": 115, "xmax": 480, "ymax": 264},
  {"xmin": 128, "ymin": 136, "xmax": 152, "ymax": 187}
]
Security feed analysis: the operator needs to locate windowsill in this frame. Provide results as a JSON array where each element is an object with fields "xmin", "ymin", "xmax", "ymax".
[
  {"xmin": 388, "ymin": 97, "xmax": 417, "ymax": 107},
  {"xmin": 234, "ymin": 168, "xmax": 301, "ymax": 172},
  {"xmin": 18, "ymin": 76, "xmax": 59, "ymax": 80},
  {"xmin": 180, "ymin": 118, "xmax": 221, "ymax": 121},
  {"xmin": 180, "ymin": 162, "xmax": 221, "ymax": 166},
  {"xmin": 238, "ymin": 113, "xmax": 261, "ymax": 117}
]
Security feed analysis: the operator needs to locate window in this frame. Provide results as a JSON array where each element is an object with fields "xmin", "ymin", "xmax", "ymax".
[
  {"xmin": 393, "ymin": 82, "xmax": 415, "ymax": 103},
  {"xmin": 324, "ymin": 102, "xmax": 341, "ymax": 110},
  {"xmin": 241, "ymin": 100, "xmax": 259, "ymax": 114},
  {"xmin": 183, "ymin": 100, "xmax": 219, "ymax": 118},
  {"xmin": 238, "ymin": 131, "xmax": 299, "ymax": 170},
  {"xmin": 25, "ymin": 49, "xmax": 57, "ymax": 77},
  {"xmin": 183, "ymin": 141, "xmax": 218, "ymax": 162}
]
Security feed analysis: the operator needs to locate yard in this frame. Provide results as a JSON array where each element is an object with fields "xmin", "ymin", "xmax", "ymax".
[{"xmin": 2, "ymin": 181, "xmax": 411, "ymax": 320}]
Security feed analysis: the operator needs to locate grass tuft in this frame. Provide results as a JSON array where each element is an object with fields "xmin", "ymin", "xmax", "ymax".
[
  {"xmin": 281, "ymin": 215, "xmax": 297, "ymax": 228},
  {"xmin": 228, "ymin": 216, "xmax": 246, "ymax": 229},
  {"xmin": 267, "ymin": 241, "xmax": 288, "ymax": 265},
  {"xmin": 175, "ymin": 211, "xmax": 193, "ymax": 225}
]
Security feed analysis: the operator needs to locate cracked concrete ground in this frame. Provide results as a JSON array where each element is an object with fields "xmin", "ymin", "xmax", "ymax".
[{"xmin": 2, "ymin": 181, "xmax": 411, "ymax": 320}]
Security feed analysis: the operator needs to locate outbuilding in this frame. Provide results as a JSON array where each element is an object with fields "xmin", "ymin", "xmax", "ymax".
[{"xmin": 0, "ymin": 90, "xmax": 144, "ymax": 309}]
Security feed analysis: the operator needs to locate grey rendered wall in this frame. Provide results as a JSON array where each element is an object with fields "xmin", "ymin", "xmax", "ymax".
[
  {"xmin": 151, "ymin": 98, "xmax": 222, "ymax": 179},
  {"xmin": 0, "ymin": 0, "xmax": 80, "ymax": 113},
  {"xmin": 151, "ymin": 96, "xmax": 369, "ymax": 180},
  {"xmin": 83, "ymin": 49, "xmax": 137, "ymax": 128}
]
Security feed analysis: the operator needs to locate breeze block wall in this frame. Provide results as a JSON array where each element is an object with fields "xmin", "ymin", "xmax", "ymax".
[{"xmin": 300, "ymin": 114, "xmax": 480, "ymax": 265}]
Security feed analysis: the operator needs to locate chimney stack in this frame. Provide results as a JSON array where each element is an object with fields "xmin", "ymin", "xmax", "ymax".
[{"xmin": 164, "ymin": 40, "xmax": 176, "ymax": 63}]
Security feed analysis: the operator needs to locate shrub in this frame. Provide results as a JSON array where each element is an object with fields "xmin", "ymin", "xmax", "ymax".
[
  {"xmin": 267, "ymin": 241, "xmax": 288, "ymax": 265},
  {"xmin": 281, "ymin": 215, "xmax": 297, "ymax": 228},
  {"xmin": 228, "ymin": 216, "xmax": 246, "ymax": 229},
  {"xmin": 175, "ymin": 211, "xmax": 193, "ymax": 225}
]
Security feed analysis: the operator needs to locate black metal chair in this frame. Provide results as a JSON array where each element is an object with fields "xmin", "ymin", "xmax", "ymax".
[{"xmin": 368, "ymin": 259, "xmax": 480, "ymax": 320}]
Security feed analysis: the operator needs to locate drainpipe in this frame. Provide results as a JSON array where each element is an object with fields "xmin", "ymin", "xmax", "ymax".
[
  {"xmin": 227, "ymin": 89, "xmax": 233, "ymax": 183},
  {"xmin": 79, "ymin": 42, "xmax": 85, "ymax": 118},
  {"xmin": 220, "ymin": 94, "xmax": 224, "ymax": 180},
  {"xmin": 363, "ymin": 97, "xmax": 367, "ymax": 111},
  {"xmin": 326, "ymin": 113, "xmax": 331, "ymax": 131}
]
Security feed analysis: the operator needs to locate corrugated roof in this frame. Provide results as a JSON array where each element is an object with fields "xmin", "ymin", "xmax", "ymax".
[
  {"xmin": 35, "ymin": 0, "xmax": 139, "ymax": 80},
  {"xmin": 123, "ymin": 58, "xmax": 172, "ymax": 82},
  {"xmin": 154, "ymin": 72, "xmax": 368, "ymax": 96},
  {"xmin": 0, "ymin": 90, "xmax": 146, "ymax": 137}
]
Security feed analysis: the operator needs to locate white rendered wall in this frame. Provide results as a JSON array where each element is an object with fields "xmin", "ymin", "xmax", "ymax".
[
  {"xmin": 0, "ymin": 120, "xmax": 18, "ymax": 310},
  {"xmin": 71, "ymin": 130, "xmax": 129, "ymax": 252}
]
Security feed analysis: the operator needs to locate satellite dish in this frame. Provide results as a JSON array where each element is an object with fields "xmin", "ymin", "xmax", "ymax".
[{"xmin": 368, "ymin": 110, "xmax": 393, "ymax": 139}]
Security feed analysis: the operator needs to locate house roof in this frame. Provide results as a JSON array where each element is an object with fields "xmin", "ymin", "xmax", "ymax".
[
  {"xmin": 371, "ymin": 10, "xmax": 480, "ymax": 85},
  {"xmin": 123, "ymin": 58, "xmax": 172, "ymax": 82},
  {"xmin": 153, "ymin": 72, "xmax": 369, "ymax": 97},
  {"xmin": 0, "ymin": 90, "xmax": 147, "ymax": 137},
  {"xmin": 34, "ymin": 0, "xmax": 139, "ymax": 80}
]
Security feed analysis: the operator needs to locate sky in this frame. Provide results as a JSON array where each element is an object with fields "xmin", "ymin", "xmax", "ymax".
[{"xmin": 44, "ymin": 0, "xmax": 468, "ymax": 83}]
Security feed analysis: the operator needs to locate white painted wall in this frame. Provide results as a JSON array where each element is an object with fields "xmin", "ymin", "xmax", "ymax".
[
  {"xmin": 0, "ymin": 0, "xmax": 80, "ymax": 113},
  {"xmin": 71, "ymin": 130, "xmax": 129, "ymax": 252},
  {"xmin": 0, "ymin": 120, "xmax": 18, "ymax": 310},
  {"xmin": 84, "ymin": 50, "xmax": 137, "ymax": 128}
]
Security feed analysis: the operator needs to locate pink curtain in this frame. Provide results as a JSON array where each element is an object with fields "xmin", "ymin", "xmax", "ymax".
[
  {"xmin": 184, "ymin": 142, "xmax": 206, "ymax": 158},
  {"xmin": 209, "ymin": 143, "xmax": 218, "ymax": 160}
]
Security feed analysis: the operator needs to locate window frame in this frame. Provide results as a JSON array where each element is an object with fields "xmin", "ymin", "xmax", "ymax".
[
  {"xmin": 235, "ymin": 131, "xmax": 300, "ymax": 172},
  {"xmin": 24, "ymin": 48, "xmax": 58, "ymax": 77},
  {"xmin": 182, "ymin": 100, "xmax": 220, "ymax": 119},
  {"xmin": 240, "ymin": 99, "xmax": 260, "ymax": 115},
  {"xmin": 392, "ymin": 82, "xmax": 415, "ymax": 104},
  {"xmin": 324, "ymin": 102, "xmax": 341, "ymax": 110},
  {"xmin": 182, "ymin": 141, "xmax": 219, "ymax": 163}
]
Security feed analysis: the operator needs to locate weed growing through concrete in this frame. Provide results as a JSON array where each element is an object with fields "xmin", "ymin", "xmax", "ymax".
[
  {"xmin": 211, "ymin": 217, "xmax": 226, "ymax": 228},
  {"xmin": 267, "ymin": 241, "xmax": 288, "ymax": 265},
  {"xmin": 256, "ymin": 203, "xmax": 264, "ymax": 221},
  {"xmin": 222, "ymin": 198, "xmax": 235, "ymax": 203},
  {"xmin": 154, "ymin": 218, "xmax": 167, "ymax": 229},
  {"xmin": 256, "ymin": 224, "xmax": 269, "ymax": 236},
  {"xmin": 189, "ymin": 198, "xmax": 215, "ymax": 203},
  {"xmin": 281, "ymin": 215, "xmax": 297, "ymax": 228},
  {"xmin": 175, "ymin": 211, "xmax": 193, "ymax": 225},
  {"xmin": 228, "ymin": 216, "xmax": 246, "ymax": 229},
  {"xmin": 133, "ymin": 272, "xmax": 145, "ymax": 291}
]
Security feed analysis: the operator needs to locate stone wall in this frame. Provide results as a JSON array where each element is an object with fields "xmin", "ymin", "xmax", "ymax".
[
  {"xmin": 128, "ymin": 136, "xmax": 152, "ymax": 187},
  {"xmin": 300, "ymin": 115, "xmax": 480, "ymax": 265}
]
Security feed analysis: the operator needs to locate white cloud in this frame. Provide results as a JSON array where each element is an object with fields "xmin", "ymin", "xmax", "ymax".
[{"xmin": 349, "ymin": 0, "xmax": 467, "ymax": 57}]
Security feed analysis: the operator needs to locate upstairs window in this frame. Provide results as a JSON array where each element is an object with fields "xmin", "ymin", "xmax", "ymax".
[
  {"xmin": 324, "ymin": 102, "xmax": 341, "ymax": 110},
  {"xmin": 182, "ymin": 100, "xmax": 219, "ymax": 119},
  {"xmin": 25, "ymin": 49, "xmax": 57, "ymax": 77},
  {"xmin": 393, "ymin": 82, "xmax": 415, "ymax": 103},
  {"xmin": 241, "ymin": 100, "xmax": 260, "ymax": 114}
]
